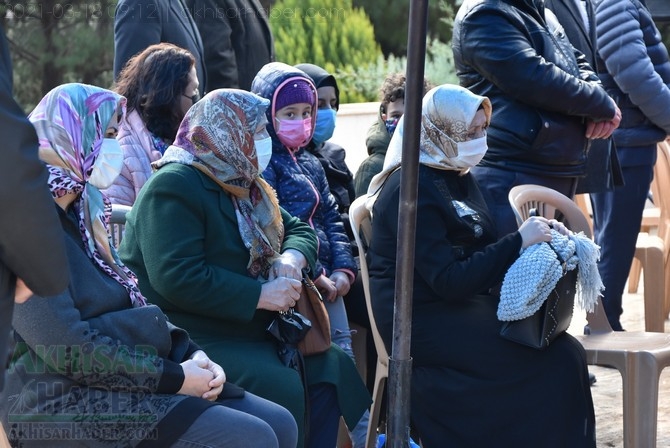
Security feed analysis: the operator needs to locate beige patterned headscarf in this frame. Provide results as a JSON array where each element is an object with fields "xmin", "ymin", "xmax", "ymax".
[
  {"xmin": 366, "ymin": 84, "xmax": 491, "ymax": 210},
  {"xmin": 154, "ymin": 89, "xmax": 283, "ymax": 278}
]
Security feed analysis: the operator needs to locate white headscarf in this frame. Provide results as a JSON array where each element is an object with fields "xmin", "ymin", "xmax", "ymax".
[{"xmin": 365, "ymin": 84, "xmax": 491, "ymax": 211}]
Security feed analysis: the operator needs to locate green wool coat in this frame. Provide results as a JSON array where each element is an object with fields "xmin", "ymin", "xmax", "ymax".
[{"xmin": 119, "ymin": 163, "xmax": 371, "ymax": 447}]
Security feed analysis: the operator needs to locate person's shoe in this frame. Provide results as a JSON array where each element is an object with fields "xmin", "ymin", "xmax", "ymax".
[
  {"xmin": 376, "ymin": 434, "xmax": 420, "ymax": 448},
  {"xmin": 589, "ymin": 371, "xmax": 597, "ymax": 386}
]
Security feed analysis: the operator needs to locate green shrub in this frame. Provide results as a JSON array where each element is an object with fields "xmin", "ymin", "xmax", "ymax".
[
  {"xmin": 269, "ymin": 0, "xmax": 458, "ymax": 103},
  {"xmin": 3, "ymin": 0, "xmax": 115, "ymax": 110},
  {"xmin": 335, "ymin": 38, "xmax": 459, "ymax": 103},
  {"xmin": 352, "ymin": 0, "xmax": 456, "ymax": 57},
  {"xmin": 269, "ymin": 0, "xmax": 382, "ymax": 98}
]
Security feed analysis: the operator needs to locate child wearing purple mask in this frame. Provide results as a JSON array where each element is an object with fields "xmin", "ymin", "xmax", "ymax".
[{"xmin": 251, "ymin": 62, "xmax": 370, "ymax": 447}]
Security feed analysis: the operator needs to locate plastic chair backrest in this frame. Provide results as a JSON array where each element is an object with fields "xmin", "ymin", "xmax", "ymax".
[
  {"xmin": 349, "ymin": 196, "xmax": 390, "ymax": 365},
  {"xmin": 109, "ymin": 204, "xmax": 132, "ymax": 248},
  {"xmin": 654, "ymin": 140, "xmax": 670, "ymax": 261},
  {"xmin": 349, "ymin": 196, "xmax": 391, "ymax": 447},
  {"xmin": 507, "ymin": 184, "xmax": 613, "ymax": 333},
  {"xmin": 508, "ymin": 184, "xmax": 591, "ymax": 237},
  {"xmin": 511, "ymin": 184, "xmax": 670, "ymax": 448}
]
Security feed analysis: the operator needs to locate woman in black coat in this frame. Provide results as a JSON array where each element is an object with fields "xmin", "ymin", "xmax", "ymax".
[{"xmin": 367, "ymin": 84, "xmax": 595, "ymax": 448}]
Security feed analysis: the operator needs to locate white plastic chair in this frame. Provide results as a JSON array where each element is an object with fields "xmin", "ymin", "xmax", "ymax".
[
  {"xmin": 109, "ymin": 204, "xmax": 132, "ymax": 248},
  {"xmin": 349, "ymin": 196, "xmax": 389, "ymax": 448},
  {"xmin": 509, "ymin": 183, "xmax": 670, "ymax": 448}
]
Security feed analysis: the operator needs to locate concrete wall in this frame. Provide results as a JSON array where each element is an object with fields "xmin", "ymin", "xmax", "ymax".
[{"xmin": 329, "ymin": 102, "xmax": 380, "ymax": 175}]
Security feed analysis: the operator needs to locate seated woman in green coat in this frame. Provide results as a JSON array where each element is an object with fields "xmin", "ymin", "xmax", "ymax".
[{"xmin": 120, "ymin": 88, "xmax": 371, "ymax": 448}]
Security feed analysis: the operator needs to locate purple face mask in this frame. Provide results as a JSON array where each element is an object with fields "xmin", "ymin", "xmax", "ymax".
[{"xmin": 276, "ymin": 117, "xmax": 312, "ymax": 149}]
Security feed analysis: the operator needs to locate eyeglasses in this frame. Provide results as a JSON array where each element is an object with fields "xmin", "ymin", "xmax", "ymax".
[{"xmin": 183, "ymin": 92, "xmax": 200, "ymax": 105}]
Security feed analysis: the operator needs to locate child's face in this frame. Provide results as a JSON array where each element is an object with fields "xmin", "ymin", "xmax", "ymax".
[
  {"xmin": 382, "ymin": 98, "xmax": 405, "ymax": 122},
  {"xmin": 275, "ymin": 103, "xmax": 312, "ymax": 120},
  {"xmin": 275, "ymin": 103, "xmax": 312, "ymax": 121},
  {"xmin": 316, "ymin": 86, "xmax": 337, "ymax": 110}
]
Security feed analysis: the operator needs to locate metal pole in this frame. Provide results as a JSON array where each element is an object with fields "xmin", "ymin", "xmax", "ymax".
[{"xmin": 386, "ymin": 1, "xmax": 429, "ymax": 447}]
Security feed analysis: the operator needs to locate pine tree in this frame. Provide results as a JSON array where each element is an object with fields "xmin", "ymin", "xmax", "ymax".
[
  {"xmin": 352, "ymin": 0, "xmax": 455, "ymax": 57},
  {"xmin": 269, "ymin": 0, "xmax": 381, "ymax": 102},
  {"xmin": 1, "ymin": 0, "xmax": 115, "ymax": 110}
]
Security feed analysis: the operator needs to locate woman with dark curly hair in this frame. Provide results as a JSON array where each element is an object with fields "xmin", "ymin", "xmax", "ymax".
[{"xmin": 105, "ymin": 42, "xmax": 200, "ymax": 206}]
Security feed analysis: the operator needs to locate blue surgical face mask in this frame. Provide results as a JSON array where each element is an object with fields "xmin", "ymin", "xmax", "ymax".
[
  {"xmin": 385, "ymin": 117, "xmax": 399, "ymax": 137},
  {"xmin": 312, "ymin": 108, "xmax": 337, "ymax": 146},
  {"xmin": 255, "ymin": 136, "xmax": 273, "ymax": 173},
  {"xmin": 89, "ymin": 138, "xmax": 124, "ymax": 189}
]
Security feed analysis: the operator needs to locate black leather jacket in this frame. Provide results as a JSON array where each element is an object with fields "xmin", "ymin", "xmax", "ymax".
[{"xmin": 453, "ymin": 0, "xmax": 616, "ymax": 177}]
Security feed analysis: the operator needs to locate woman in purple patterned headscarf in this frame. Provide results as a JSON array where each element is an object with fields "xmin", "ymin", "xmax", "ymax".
[
  {"xmin": 2, "ymin": 83, "xmax": 298, "ymax": 448},
  {"xmin": 29, "ymin": 82, "xmax": 147, "ymax": 306}
]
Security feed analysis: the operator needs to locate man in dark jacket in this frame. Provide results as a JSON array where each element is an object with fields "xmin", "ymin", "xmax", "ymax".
[
  {"xmin": 187, "ymin": 0, "xmax": 274, "ymax": 91},
  {"xmin": 590, "ymin": 0, "xmax": 670, "ymax": 330},
  {"xmin": 544, "ymin": 0, "xmax": 623, "ymax": 195},
  {"xmin": 543, "ymin": 0, "xmax": 618, "ymax": 385},
  {"xmin": 114, "ymin": 0, "xmax": 207, "ymax": 95},
  {"xmin": 452, "ymin": 0, "xmax": 621, "ymax": 238},
  {"xmin": 0, "ymin": 26, "xmax": 69, "ymax": 391}
]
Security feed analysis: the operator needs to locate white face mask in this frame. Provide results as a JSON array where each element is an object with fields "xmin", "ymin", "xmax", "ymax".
[
  {"xmin": 255, "ymin": 136, "xmax": 273, "ymax": 173},
  {"xmin": 89, "ymin": 138, "xmax": 124, "ymax": 189},
  {"xmin": 453, "ymin": 136, "xmax": 488, "ymax": 169}
]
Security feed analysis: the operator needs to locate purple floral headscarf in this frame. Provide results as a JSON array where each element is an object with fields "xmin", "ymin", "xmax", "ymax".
[{"xmin": 30, "ymin": 83, "xmax": 147, "ymax": 307}]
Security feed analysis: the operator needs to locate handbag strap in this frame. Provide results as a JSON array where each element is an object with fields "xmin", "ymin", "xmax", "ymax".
[{"xmin": 302, "ymin": 269, "xmax": 324, "ymax": 302}]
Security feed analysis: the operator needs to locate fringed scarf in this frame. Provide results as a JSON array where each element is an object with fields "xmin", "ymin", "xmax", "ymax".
[{"xmin": 498, "ymin": 229, "xmax": 603, "ymax": 321}]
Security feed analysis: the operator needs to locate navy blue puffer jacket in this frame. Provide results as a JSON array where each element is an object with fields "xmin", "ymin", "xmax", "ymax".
[
  {"xmin": 594, "ymin": 0, "xmax": 670, "ymax": 167},
  {"xmin": 251, "ymin": 62, "xmax": 356, "ymax": 280}
]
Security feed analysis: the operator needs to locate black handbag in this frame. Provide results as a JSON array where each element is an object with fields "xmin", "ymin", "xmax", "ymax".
[{"xmin": 499, "ymin": 244, "xmax": 578, "ymax": 350}]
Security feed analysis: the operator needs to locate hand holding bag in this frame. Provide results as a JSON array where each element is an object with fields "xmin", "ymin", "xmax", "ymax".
[
  {"xmin": 498, "ymin": 230, "xmax": 579, "ymax": 350},
  {"xmin": 498, "ymin": 205, "xmax": 603, "ymax": 349},
  {"xmin": 296, "ymin": 273, "xmax": 331, "ymax": 356},
  {"xmin": 499, "ymin": 255, "xmax": 578, "ymax": 349}
]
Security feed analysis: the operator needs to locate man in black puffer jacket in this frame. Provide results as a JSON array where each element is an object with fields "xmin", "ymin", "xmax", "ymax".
[{"xmin": 452, "ymin": 0, "xmax": 621, "ymax": 238}]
